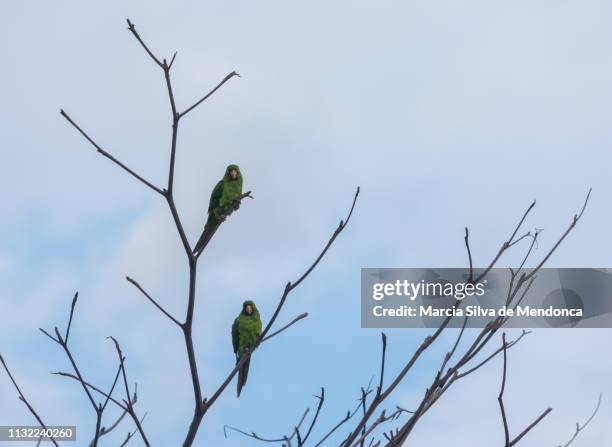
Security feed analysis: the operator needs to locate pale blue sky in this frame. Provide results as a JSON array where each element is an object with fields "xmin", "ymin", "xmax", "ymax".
[{"xmin": 1, "ymin": 1, "xmax": 611, "ymax": 445}]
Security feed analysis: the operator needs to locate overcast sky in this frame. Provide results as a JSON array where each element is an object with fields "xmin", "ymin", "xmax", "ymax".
[{"xmin": 1, "ymin": 1, "xmax": 611, "ymax": 446}]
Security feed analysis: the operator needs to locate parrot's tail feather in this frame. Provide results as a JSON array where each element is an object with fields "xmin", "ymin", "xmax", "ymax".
[
  {"xmin": 236, "ymin": 357, "xmax": 251, "ymax": 398},
  {"xmin": 193, "ymin": 221, "xmax": 221, "ymax": 255}
]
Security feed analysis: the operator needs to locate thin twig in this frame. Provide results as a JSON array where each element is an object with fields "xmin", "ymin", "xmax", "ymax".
[
  {"xmin": 90, "ymin": 386, "xmax": 140, "ymax": 447},
  {"xmin": 53, "ymin": 371, "xmax": 128, "ymax": 411},
  {"xmin": 261, "ymin": 313, "xmax": 309, "ymax": 343},
  {"xmin": 302, "ymin": 388, "xmax": 325, "ymax": 445},
  {"xmin": 109, "ymin": 337, "xmax": 150, "ymax": 447},
  {"xmin": 464, "ymin": 227, "xmax": 473, "ymax": 282},
  {"xmin": 180, "ymin": 72, "xmax": 240, "ymax": 118},
  {"xmin": 376, "ymin": 333, "xmax": 387, "ymax": 398},
  {"xmin": 126, "ymin": 19, "xmax": 164, "ymax": 68},
  {"xmin": 509, "ymin": 408, "xmax": 552, "ymax": 446},
  {"xmin": 224, "ymin": 408, "xmax": 311, "ymax": 443},
  {"xmin": 560, "ymin": 393, "xmax": 602, "ymax": 447},
  {"xmin": 498, "ymin": 333, "xmax": 510, "ymax": 446},
  {"xmin": 126, "ymin": 276, "xmax": 181, "ymax": 326},
  {"xmin": 60, "ymin": 110, "xmax": 164, "ymax": 195},
  {"xmin": 119, "ymin": 412, "xmax": 148, "ymax": 447},
  {"xmin": 65, "ymin": 292, "xmax": 78, "ymax": 343},
  {"xmin": 0, "ymin": 355, "xmax": 59, "ymax": 447}
]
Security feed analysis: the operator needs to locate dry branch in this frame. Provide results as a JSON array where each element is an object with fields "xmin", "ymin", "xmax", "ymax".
[
  {"xmin": 559, "ymin": 393, "xmax": 603, "ymax": 447},
  {"xmin": 0, "ymin": 355, "xmax": 59, "ymax": 447},
  {"xmin": 230, "ymin": 189, "xmax": 592, "ymax": 447}
]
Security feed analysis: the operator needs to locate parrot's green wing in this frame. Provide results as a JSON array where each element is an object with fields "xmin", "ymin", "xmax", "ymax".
[
  {"xmin": 208, "ymin": 180, "xmax": 224, "ymax": 214},
  {"xmin": 232, "ymin": 318, "xmax": 239, "ymax": 354},
  {"xmin": 255, "ymin": 315, "xmax": 262, "ymax": 337}
]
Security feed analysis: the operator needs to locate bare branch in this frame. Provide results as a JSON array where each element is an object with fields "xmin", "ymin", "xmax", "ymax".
[
  {"xmin": 377, "ymin": 333, "xmax": 387, "ymax": 397},
  {"xmin": 163, "ymin": 74, "xmax": 179, "ymax": 192},
  {"xmin": 126, "ymin": 276, "xmax": 181, "ymax": 326},
  {"xmin": 302, "ymin": 388, "xmax": 325, "ymax": 445},
  {"xmin": 39, "ymin": 327, "xmax": 60, "ymax": 344},
  {"xmin": 119, "ymin": 412, "xmax": 148, "ymax": 447},
  {"xmin": 0, "ymin": 355, "xmax": 59, "ymax": 447},
  {"xmin": 109, "ymin": 337, "xmax": 151, "ymax": 447},
  {"xmin": 348, "ymin": 407, "xmax": 410, "ymax": 447},
  {"xmin": 464, "ymin": 227, "xmax": 473, "ymax": 282},
  {"xmin": 560, "ymin": 392, "xmax": 602, "ymax": 447},
  {"xmin": 165, "ymin": 194, "xmax": 194, "ymax": 259},
  {"xmin": 454, "ymin": 330, "xmax": 531, "ymax": 380},
  {"xmin": 60, "ymin": 110, "xmax": 164, "ymax": 195},
  {"xmin": 526, "ymin": 188, "xmax": 592, "ymax": 279},
  {"xmin": 180, "ymin": 71, "xmax": 240, "ymax": 118},
  {"xmin": 65, "ymin": 292, "xmax": 78, "ymax": 343},
  {"xmin": 168, "ymin": 51, "xmax": 178, "ymax": 69},
  {"xmin": 474, "ymin": 200, "xmax": 536, "ymax": 283},
  {"xmin": 224, "ymin": 408, "xmax": 311, "ymax": 443},
  {"xmin": 261, "ymin": 313, "xmax": 308, "ymax": 343},
  {"xmin": 498, "ymin": 333, "xmax": 510, "ymax": 446},
  {"xmin": 438, "ymin": 316, "xmax": 469, "ymax": 378},
  {"xmin": 90, "ymin": 385, "xmax": 140, "ymax": 447},
  {"xmin": 368, "ymin": 192, "xmax": 590, "ymax": 447},
  {"xmin": 315, "ymin": 382, "xmax": 375, "ymax": 447},
  {"xmin": 126, "ymin": 19, "xmax": 165, "ymax": 68},
  {"xmin": 53, "ymin": 371, "xmax": 128, "ymax": 412},
  {"xmin": 508, "ymin": 408, "xmax": 552, "ymax": 446},
  {"xmin": 101, "ymin": 363, "xmax": 122, "ymax": 413},
  {"xmin": 41, "ymin": 308, "xmax": 98, "ymax": 412}
]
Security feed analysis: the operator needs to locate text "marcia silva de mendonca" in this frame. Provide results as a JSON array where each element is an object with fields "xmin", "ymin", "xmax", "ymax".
[{"xmin": 372, "ymin": 280, "xmax": 487, "ymax": 301}]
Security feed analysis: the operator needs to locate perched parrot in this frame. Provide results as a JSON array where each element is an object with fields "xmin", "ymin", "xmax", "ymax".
[
  {"xmin": 232, "ymin": 300, "xmax": 262, "ymax": 397},
  {"xmin": 193, "ymin": 164, "xmax": 243, "ymax": 255}
]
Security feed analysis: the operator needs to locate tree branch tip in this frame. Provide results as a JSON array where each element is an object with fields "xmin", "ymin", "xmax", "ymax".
[{"xmin": 169, "ymin": 51, "xmax": 178, "ymax": 68}]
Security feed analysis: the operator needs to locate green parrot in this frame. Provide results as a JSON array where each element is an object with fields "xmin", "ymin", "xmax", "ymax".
[
  {"xmin": 193, "ymin": 164, "xmax": 243, "ymax": 255},
  {"xmin": 232, "ymin": 300, "xmax": 262, "ymax": 397}
]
